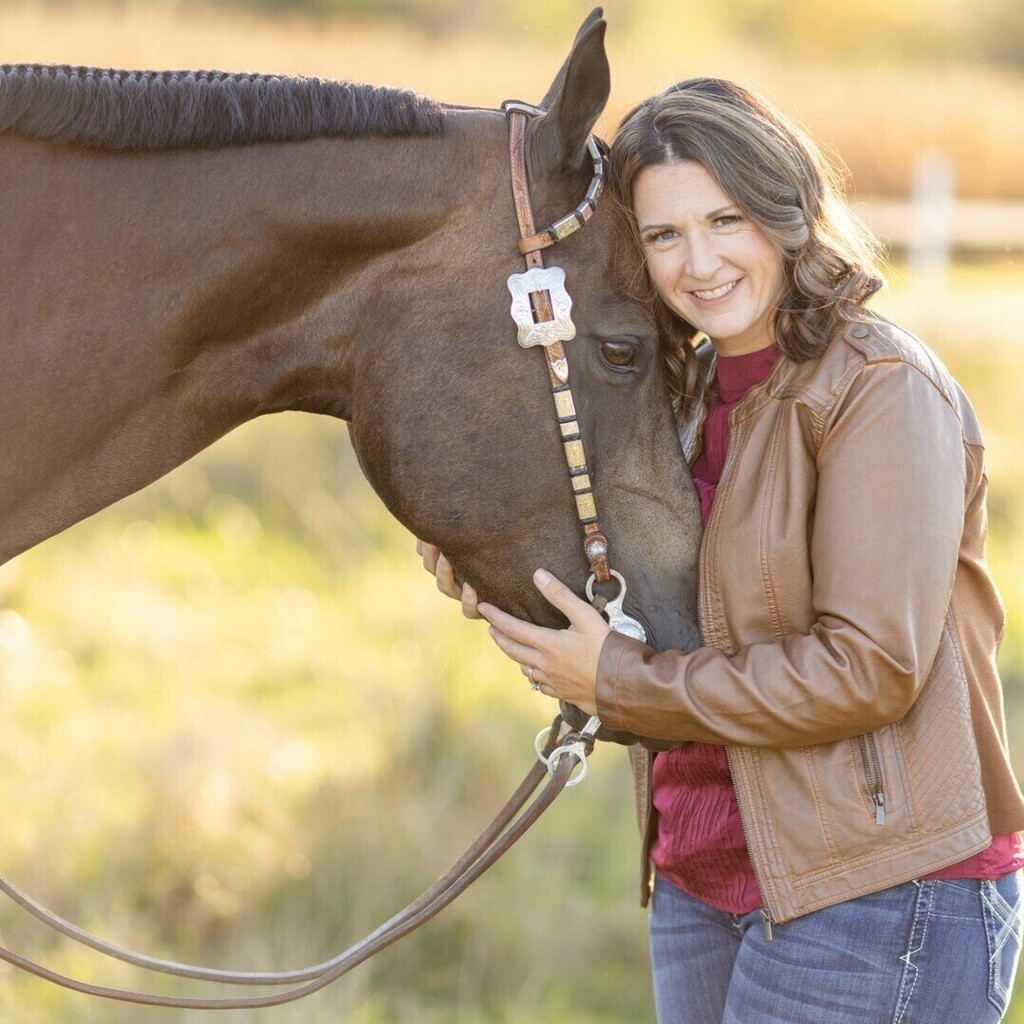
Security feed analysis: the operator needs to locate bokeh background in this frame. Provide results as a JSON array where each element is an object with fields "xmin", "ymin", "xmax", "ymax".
[{"xmin": 1, "ymin": 1, "xmax": 1022, "ymax": 1020}]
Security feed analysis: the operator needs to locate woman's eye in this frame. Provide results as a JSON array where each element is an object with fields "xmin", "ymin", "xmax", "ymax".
[
  {"xmin": 642, "ymin": 229, "xmax": 675, "ymax": 245},
  {"xmin": 600, "ymin": 341, "xmax": 638, "ymax": 369},
  {"xmin": 713, "ymin": 214, "xmax": 741, "ymax": 228}
]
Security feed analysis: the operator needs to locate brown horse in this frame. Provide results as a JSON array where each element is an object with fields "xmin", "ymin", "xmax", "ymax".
[{"xmin": 0, "ymin": 13, "xmax": 701, "ymax": 743}]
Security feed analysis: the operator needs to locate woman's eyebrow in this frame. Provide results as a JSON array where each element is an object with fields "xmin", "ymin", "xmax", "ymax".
[{"xmin": 639, "ymin": 205, "xmax": 739, "ymax": 234}]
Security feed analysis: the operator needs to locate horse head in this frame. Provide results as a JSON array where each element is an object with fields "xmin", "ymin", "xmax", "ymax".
[
  {"xmin": 343, "ymin": 12, "xmax": 703, "ymax": 741},
  {"xmin": 0, "ymin": 12, "xmax": 701, "ymax": 746}
]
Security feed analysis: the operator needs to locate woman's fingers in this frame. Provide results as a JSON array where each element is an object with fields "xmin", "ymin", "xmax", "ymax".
[
  {"xmin": 532, "ymin": 568, "xmax": 604, "ymax": 629},
  {"xmin": 414, "ymin": 540, "xmax": 480, "ymax": 611},
  {"xmin": 415, "ymin": 545, "xmax": 597, "ymax": 633},
  {"xmin": 486, "ymin": 624, "xmax": 540, "ymax": 668},
  {"xmin": 461, "ymin": 582, "xmax": 482, "ymax": 619},
  {"xmin": 477, "ymin": 601, "xmax": 550, "ymax": 648},
  {"xmin": 479, "ymin": 570, "xmax": 601, "ymax": 638},
  {"xmin": 415, "ymin": 546, "xmax": 603, "ymax": 704},
  {"xmin": 434, "ymin": 553, "xmax": 462, "ymax": 600},
  {"xmin": 416, "ymin": 539, "xmax": 440, "ymax": 573}
]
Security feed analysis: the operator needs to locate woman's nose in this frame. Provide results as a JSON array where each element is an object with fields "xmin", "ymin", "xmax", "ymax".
[{"xmin": 683, "ymin": 234, "xmax": 723, "ymax": 280}]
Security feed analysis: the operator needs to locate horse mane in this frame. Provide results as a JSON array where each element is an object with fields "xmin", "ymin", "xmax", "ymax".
[{"xmin": 0, "ymin": 64, "xmax": 447, "ymax": 151}]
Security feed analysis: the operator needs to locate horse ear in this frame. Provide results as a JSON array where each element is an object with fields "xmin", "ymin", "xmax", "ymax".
[
  {"xmin": 538, "ymin": 8, "xmax": 605, "ymax": 109},
  {"xmin": 533, "ymin": 10, "xmax": 610, "ymax": 173}
]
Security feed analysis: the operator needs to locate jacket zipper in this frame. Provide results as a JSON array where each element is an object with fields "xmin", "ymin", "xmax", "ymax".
[
  {"xmin": 700, "ymin": 417, "xmax": 778, "ymax": 940},
  {"xmin": 692, "ymin": 366, "xmax": 793, "ymax": 941},
  {"xmin": 724, "ymin": 746, "xmax": 777, "ymax": 940},
  {"xmin": 856, "ymin": 732, "xmax": 887, "ymax": 825}
]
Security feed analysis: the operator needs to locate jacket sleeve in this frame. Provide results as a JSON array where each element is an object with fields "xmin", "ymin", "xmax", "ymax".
[{"xmin": 595, "ymin": 359, "xmax": 968, "ymax": 748}]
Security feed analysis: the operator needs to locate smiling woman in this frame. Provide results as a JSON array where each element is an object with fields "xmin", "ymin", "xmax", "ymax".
[
  {"xmin": 446, "ymin": 75, "xmax": 1024, "ymax": 1024},
  {"xmin": 611, "ymin": 77, "xmax": 884, "ymax": 421}
]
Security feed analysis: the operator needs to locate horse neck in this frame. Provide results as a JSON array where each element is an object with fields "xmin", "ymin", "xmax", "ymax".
[{"xmin": 0, "ymin": 119, "xmax": 495, "ymax": 562}]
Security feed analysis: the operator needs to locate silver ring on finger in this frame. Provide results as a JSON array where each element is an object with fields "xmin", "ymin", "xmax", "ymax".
[{"xmin": 527, "ymin": 666, "xmax": 540, "ymax": 691}]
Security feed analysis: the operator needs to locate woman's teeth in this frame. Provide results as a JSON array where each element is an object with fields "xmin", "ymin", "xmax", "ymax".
[{"xmin": 693, "ymin": 281, "xmax": 737, "ymax": 300}]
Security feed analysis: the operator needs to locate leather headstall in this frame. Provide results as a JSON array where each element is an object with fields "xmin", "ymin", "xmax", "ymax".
[{"xmin": 501, "ymin": 100, "xmax": 611, "ymax": 584}]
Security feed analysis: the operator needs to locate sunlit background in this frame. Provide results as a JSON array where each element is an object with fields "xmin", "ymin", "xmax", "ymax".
[{"xmin": 1, "ymin": 1, "xmax": 1022, "ymax": 1021}]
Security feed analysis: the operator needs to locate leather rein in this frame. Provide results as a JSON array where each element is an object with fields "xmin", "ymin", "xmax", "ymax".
[
  {"xmin": 0, "ymin": 103, "xmax": 645, "ymax": 1009},
  {"xmin": 0, "ymin": 717, "xmax": 596, "ymax": 1008}
]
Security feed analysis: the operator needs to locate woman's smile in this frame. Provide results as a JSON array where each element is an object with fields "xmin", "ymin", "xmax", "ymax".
[{"xmin": 691, "ymin": 280, "xmax": 739, "ymax": 302}]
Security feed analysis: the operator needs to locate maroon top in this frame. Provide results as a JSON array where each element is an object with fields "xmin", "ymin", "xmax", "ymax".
[{"xmin": 651, "ymin": 343, "xmax": 1024, "ymax": 912}]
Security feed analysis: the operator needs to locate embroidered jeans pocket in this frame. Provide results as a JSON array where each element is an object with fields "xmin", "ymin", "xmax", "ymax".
[{"xmin": 981, "ymin": 872, "xmax": 1024, "ymax": 1015}]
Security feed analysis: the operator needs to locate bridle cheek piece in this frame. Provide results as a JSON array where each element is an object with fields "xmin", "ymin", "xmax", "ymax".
[{"xmin": 501, "ymin": 100, "xmax": 648, "ymax": 646}]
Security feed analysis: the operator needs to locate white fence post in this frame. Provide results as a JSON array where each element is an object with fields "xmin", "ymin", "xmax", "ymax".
[{"xmin": 907, "ymin": 149, "xmax": 955, "ymax": 302}]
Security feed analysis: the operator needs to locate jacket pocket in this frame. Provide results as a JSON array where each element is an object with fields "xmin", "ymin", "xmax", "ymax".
[{"xmin": 744, "ymin": 731, "xmax": 916, "ymax": 882}]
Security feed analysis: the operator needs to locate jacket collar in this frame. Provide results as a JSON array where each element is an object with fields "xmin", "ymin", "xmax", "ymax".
[{"xmin": 677, "ymin": 340, "xmax": 797, "ymax": 464}]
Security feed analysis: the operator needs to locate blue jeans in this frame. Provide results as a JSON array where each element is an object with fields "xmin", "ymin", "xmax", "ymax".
[{"xmin": 650, "ymin": 870, "xmax": 1023, "ymax": 1024}]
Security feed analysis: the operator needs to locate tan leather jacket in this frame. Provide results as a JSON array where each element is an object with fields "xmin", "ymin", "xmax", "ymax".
[{"xmin": 595, "ymin": 316, "xmax": 1024, "ymax": 926}]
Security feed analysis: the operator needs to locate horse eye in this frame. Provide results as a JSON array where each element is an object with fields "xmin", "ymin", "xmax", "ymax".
[{"xmin": 600, "ymin": 340, "xmax": 638, "ymax": 369}]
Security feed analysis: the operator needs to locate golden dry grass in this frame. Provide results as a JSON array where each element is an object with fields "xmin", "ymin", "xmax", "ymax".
[{"xmin": 2, "ymin": 0, "xmax": 1023, "ymax": 196}]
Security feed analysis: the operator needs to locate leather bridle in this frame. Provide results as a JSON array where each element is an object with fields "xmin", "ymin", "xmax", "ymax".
[
  {"xmin": 502, "ymin": 101, "xmax": 648, "ymax": 645},
  {"xmin": 0, "ymin": 102, "xmax": 646, "ymax": 1009}
]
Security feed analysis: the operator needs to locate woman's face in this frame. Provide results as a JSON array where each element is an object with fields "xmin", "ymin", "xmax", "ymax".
[{"xmin": 633, "ymin": 159, "xmax": 785, "ymax": 357}]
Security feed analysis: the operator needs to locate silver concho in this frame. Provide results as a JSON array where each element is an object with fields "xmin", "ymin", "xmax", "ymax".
[{"xmin": 506, "ymin": 266, "xmax": 576, "ymax": 349}]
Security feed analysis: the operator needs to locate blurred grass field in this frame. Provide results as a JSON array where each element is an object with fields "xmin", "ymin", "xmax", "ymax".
[
  {"xmin": 1, "ymin": 1, "xmax": 1023, "ymax": 1020},
  {"xmin": 3, "ymin": 0, "xmax": 1024, "ymax": 197}
]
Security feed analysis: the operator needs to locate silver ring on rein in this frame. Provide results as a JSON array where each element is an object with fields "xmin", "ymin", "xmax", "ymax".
[{"xmin": 541, "ymin": 715, "xmax": 602, "ymax": 787}]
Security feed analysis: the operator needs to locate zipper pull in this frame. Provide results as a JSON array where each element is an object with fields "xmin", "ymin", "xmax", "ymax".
[
  {"xmin": 761, "ymin": 908, "xmax": 774, "ymax": 942},
  {"xmin": 874, "ymin": 791, "xmax": 886, "ymax": 826}
]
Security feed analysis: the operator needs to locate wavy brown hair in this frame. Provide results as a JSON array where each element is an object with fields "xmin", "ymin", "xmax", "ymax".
[{"xmin": 611, "ymin": 77, "xmax": 884, "ymax": 421}]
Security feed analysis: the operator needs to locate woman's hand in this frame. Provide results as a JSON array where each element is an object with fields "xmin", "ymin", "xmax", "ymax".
[
  {"xmin": 478, "ymin": 568, "xmax": 610, "ymax": 716},
  {"xmin": 414, "ymin": 539, "xmax": 481, "ymax": 619}
]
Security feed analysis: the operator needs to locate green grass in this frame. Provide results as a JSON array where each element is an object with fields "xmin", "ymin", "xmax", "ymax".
[{"xmin": 0, "ymin": 418, "xmax": 654, "ymax": 1022}]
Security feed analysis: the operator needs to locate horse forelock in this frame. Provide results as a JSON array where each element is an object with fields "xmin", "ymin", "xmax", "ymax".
[{"xmin": 0, "ymin": 64, "xmax": 447, "ymax": 151}]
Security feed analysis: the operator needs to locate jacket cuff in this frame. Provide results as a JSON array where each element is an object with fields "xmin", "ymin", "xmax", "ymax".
[{"xmin": 595, "ymin": 630, "xmax": 658, "ymax": 732}]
